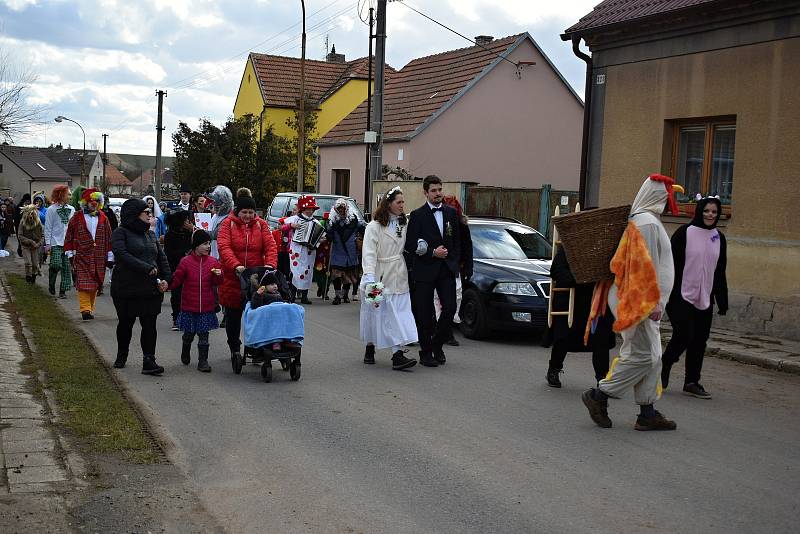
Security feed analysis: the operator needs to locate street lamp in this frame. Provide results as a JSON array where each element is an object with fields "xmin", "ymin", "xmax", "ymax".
[{"xmin": 54, "ymin": 115, "xmax": 87, "ymax": 187}]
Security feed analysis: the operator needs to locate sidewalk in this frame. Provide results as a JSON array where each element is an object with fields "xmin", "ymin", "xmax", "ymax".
[{"xmin": 661, "ymin": 323, "xmax": 800, "ymax": 375}]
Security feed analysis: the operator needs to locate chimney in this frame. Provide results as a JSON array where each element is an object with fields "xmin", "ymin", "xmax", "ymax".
[
  {"xmin": 474, "ymin": 35, "xmax": 494, "ymax": 46},
  {"xmin": 326, "ymin": 44, "xmax": 345, "ymax": 63}
]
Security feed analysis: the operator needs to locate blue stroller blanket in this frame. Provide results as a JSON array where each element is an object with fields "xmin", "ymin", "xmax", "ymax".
[{"xmin": 242, "ymin": 302, "xmax": 305, "ymax": 348}]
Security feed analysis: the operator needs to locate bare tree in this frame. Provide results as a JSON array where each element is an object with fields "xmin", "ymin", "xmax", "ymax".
[{"xmin": 0, "ymin": 51, "xmax": 44, "ymax": 143}]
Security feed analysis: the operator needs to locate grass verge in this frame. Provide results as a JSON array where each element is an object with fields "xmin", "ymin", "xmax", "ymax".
[{"xmin": 6, "ymin": 273, "xmax": 159, "ymax": 463}]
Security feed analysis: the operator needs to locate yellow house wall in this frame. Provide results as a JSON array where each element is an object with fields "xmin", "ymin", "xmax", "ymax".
[
  {"xmin": 598, "ymin": 38, "xmax": 800, "ymax": 299},
  {"xmin": 233, "ymin": 59, "xmax": 264, "ymax": 120},
  {"xmin": 315, "ymin": 79, "xmax": 370, "ymax": 138}
]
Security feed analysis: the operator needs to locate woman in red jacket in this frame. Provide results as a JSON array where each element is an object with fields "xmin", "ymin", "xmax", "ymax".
[
  {"xmin": 169, "ymin": 230, "xmax": 223, "ymax": 372},
  {"xmin": 217, "ymin": 195, "xmax": 277, "ymax": 361}
]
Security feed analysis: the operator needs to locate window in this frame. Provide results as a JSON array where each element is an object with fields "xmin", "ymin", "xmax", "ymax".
[
  {"xmin": 269, "ymin": 196, "xmax": 289, "ymax": 218},
  {"xmin": 470, "ymin": 224, "xmax": 552, "ymax": 260},
  {"xmin": 670, "ymin": 118, "xmax": 735, "ymax": 205},
  {"xmin": 332, "ymin": 169, "xmax": 350, "ymax": 196}
]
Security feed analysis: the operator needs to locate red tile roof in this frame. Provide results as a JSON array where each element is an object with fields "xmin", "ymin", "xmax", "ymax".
[
  {"xmin": 250, "ymin": 53, "xmax": 394, "ymax": 109},
  {"xmin": 563, "ymin": 0, "xmax": 722, "ymax": 36},
  {"xmin": 103, "ymin": 164, "xmax": 130, "ymax": 186},
  {"xmin": 319, "ymin": 34, "xmax": 529, "ymax": 144}
]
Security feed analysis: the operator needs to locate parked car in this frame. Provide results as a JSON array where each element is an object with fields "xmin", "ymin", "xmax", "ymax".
[
  {"xmin": 459, "ymin": 217, "xmax": 552, "ymax": 339},
  {"xmin": 107, "ymin": 197, "xmax": 126, "ymax": 223},
  {"xmin": 265, "ymin": 193, "xmax": 365, "ymax": 229}
]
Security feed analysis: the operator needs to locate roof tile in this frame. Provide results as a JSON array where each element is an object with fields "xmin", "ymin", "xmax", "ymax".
[
  {"xmin": 0, "ymin": 146, "xmax": 70, "ymax": 180},
  {"xmin": 563, "ymin": 0, "xmax": 721, "ymax": 36}
]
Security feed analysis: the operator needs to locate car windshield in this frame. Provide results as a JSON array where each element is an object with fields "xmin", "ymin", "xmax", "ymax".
[
  {"xmin": 286, "ymin": 197, "xmax": 363, "ymax": 220},
  {"xmin": 471, "ymin": 224, "xmax": 552, "ymax": 260}
]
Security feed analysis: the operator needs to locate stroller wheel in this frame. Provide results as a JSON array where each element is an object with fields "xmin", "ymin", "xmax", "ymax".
[
  {"xmin": 289, "ymin": 361, "xmax": 301, "ymax": 381},
  {"xmin": 231, "ymin": 351, "xmax": 243, "ymax": 375},
  {"xmin": 280, "ymin": 359, "xmax": 289, "ymax": 371},
  {"xmin": 261, "ymin": 362, "xmax": 273, "ymax": 383}
]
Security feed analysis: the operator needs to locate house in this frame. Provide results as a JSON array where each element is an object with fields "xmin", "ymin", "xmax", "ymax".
[
  {"xmin": 40, "ymin": 146, "xmax": 103, "ymax": 189},
  {"xmin": 233, "ymin": 47, "xmax": 391, "ymax": 140},
  {"xmin": 0, "ymin": 145, "xmax": 71, "ymax": 200},
  {"xmin": 130, "ymin": 168, "xmax": 175, "ymax": 196},
  {"xmin": 104, "ymin": 164, "xmax": 133, "ymax": 196},
  {"xmin": 315, "ymin": 33, "xmax": 584, "ymax": 205},
  {"xmin": 562, "ymin": 0, "xmax": 799, "ymax": 339}
]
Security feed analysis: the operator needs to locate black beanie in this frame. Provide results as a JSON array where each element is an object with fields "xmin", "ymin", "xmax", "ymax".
[
  {"xmin": 191, "ymin": 229, "xmax": 211, "ymax": 250},
  {"xmin": 235, "ymin": 195, "xmax": 256, "ymax": 215},
  {"xmin": 260, "ymin": 271, "xmax": 278, "ymax": 286}
]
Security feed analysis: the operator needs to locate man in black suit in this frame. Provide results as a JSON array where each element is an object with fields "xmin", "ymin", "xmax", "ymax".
[{"xmin": 405, "ymin": 175, "xmax": 461, "ymax": 367}]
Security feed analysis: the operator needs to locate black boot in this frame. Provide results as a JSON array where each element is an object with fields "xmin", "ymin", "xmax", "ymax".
[
  {"xmin": 419, "ymin": 352, "xmax": 439, "ymax": 367},
  {"xmin": 197, "ymin": 344, "xmax": 211, "ymax": 372},
  {"xmin": 300, "ymin": 290, "xmax": 312, "ymax": 304},
  {"xmin": 181, "ymin": 343, "xmax": 191, "ymax": 365},
  {"xmin": 391, "ymin": 350, "xmax": 417, "ymax": 370},
  {"xmin": 113, "ymin": 352, "xmax": 128, "ymax": 369},
  {"xmin": 546, "ymin": 368, "xmax": 562, "ymax": 388},
  {"xmin": 141, "ymin": 355, "xmax": 164, "ymax": 375},
  {"xmin": 332, "ymin": 295, "xmax": 341, "ymax": 305},
  {"xmin": 25, "ymin": 275, "xmax": 32, "ymax": 283},
  {"xmin": 363, "ymin": 344, "xmax": 375, "ymax": 364}
]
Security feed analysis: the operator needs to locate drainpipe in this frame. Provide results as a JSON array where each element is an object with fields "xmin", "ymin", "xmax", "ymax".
[{"xmin": 571, "ymin": 36, "xmax": 592, "ymax": 208}]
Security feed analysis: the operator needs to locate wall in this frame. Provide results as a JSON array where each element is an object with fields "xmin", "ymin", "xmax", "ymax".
[
  {"xmin": 0, "ymin": 153, "xmax": 30, "ymax": 200},
  {"xmin": 315, "ymin": 79, "xmax": 370, "ymax": 138},
  {"xmin": 410, "ymin": 38, "xmax": 584, "ymax": 190},
  {"xmin": 233, "ymin": 59, "xmax": 264, "ymax": 123}
]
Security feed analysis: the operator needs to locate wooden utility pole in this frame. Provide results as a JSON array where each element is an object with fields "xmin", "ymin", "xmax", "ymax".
[
  {"xmin": 154, "ymin": 89, "xmax": 167, "ymax": 201},
  {"xmin": 297, "ymin": 0, "xmax": 307, "ymax": 193},
  {"xmin": 101, "ymin": 133, "xmax": 108, "ymax": 194},
  {"xmin": 368, "ymin": 0, "xmax": 387, "ymax": 191},
  {"xmin": 363, "ymin": 6, "xmax": 374, "ymax": 214}
]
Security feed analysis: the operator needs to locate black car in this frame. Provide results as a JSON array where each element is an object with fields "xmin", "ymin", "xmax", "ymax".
[{"xmin": 459, "ymin": 218, "xmax": 552, "ymax": 339}]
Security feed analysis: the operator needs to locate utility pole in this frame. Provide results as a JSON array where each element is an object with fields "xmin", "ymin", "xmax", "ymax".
[
  {"xmin": 363, "ymin": 6, "xmax": 374, "ymax": 214},
  {"xmin": 154, "ymin": 89, "xmax": 167, "ymax": 202},
  {"xmin": 101, "ymin": 133, "xmax": 108, "ymax": 194},
  {"xmin": 297, "ymin": 0, "xmax": 307, "ymax": 193},
  {"xmin": 368, "ymin": 0, "xmax": 387, "ymax": 197}
]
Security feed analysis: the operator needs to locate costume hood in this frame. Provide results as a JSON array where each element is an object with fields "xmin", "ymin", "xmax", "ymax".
[
  {"xmin": 20, "ymin": 204, "xmax": 42, "ymax": 230},
  {"xmin": 209, "ymin": 185, "xmax": 233, "ymax": 217},
  {"xmin": 630, "ymin": 174, "xmax": 684, "ymax": 217},
  {"xmin": 120, "ymin": 198, "xmax": 149, "ymax": 232},
  {"xmin": 690, "ymin": 195, "xmax": 722, "ymax": 229},
  {"xmin": 142, "ymin": 195, "xmax": 163, "ymax": 219},
  {"xmin": 328, "ymin": 197, "xmax": 355, "ymax": 225},
  {"xmin": 32, "ymin": 193, "xmax": 46, "ymax": 207}
]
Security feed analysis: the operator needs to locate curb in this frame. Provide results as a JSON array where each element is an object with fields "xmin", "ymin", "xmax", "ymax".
[{"xmin": 706, "ymin": 346, "xmax": 800, "ymax": 376}]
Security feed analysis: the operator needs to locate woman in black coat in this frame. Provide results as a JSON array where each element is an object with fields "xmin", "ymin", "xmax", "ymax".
[
  {"xmin": 111, "ymin": 199, "xmax": 172, "ymax": 374},
  {"xmin": 662, "ymin": 196, "xmax": 728, "ymax": 399},
  {"xmin": 546, "ymin": 247, "xmax": 615, "ymax": 387}
]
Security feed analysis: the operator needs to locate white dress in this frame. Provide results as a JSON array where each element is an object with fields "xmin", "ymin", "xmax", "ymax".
[
  {"xmin": 285, "ymin": 214, "xmax": 317, "ymax": 291},
  {"xmin": 359, "ymin": 216, "xmax": 418, "ymax": 349}
]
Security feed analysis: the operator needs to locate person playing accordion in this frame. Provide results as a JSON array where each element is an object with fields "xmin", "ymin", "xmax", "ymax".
[{"xmin": 281, "ymin": 195, "xmax": 325, "ymax": 304}]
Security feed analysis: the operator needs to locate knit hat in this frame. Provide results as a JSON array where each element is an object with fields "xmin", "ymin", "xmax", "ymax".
[
  {"xmin": 234, "ymin": 195, "xmax": 256, "ymax": 214},
  {"xmin": 191, "ymin": 229, "xmax": 211, "ymax": 250},
  {"xmin": 260, "ymin": 271, "xmax": 278, "ymax": 286}
]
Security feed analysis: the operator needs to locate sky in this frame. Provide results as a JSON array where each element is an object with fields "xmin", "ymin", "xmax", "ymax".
[{"xmin": 1, "ymin": 0, "xmax": 597, "ymax": 157}]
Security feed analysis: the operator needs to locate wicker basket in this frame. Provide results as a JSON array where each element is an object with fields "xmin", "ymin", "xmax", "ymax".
[{"xmin": 552, "ymin": 205, "xmax": 631, "ymax": 284}]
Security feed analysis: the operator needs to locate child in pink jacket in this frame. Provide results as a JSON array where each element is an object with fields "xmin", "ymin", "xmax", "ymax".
[{"xmin": 169, "ymin": 230, "xmax": 223, "ymax": 372}]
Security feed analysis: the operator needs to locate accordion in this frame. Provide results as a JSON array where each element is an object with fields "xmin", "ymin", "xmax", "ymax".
[{"xmin": 292, "ymin": 219, "xmax": 326, "ymax": 249}]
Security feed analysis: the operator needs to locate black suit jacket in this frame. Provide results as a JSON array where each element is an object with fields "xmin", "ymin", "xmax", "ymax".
[{"xmin": 404, "ymin": 204, "xmax": 461, "ymax": 282}]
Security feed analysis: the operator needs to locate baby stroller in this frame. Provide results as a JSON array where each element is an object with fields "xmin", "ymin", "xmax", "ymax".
[{"xmin": 233, "ymin": 267, "xmax": 303, "ymax": 383}]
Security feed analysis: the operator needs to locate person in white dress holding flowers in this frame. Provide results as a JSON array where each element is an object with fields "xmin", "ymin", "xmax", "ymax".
[{"xmin": 360, "ymin": 187, "xmax": 418, "ymax": 370}]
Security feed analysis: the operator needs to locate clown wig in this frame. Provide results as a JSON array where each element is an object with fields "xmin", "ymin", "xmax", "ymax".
[
  {"xmin": 79, "ymin": 188, "xmax": 105, "ymax": 212},
  {"xmin": 50, "ymin": 185, "xmax": 70, "ymax": 205}
]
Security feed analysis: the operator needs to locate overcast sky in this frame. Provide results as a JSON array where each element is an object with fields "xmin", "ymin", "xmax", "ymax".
[{"xmin": 2, "ymin": 0, "xmax": 596, "ymax": 157}]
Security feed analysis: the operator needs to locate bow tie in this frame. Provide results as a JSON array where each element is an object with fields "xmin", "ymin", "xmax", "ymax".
[{"xmin": 431, "ymin": 207, "xmax": 442, "ymax": 213}]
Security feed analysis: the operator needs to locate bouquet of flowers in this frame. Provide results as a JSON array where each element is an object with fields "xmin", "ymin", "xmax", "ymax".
[{"xmin": 364, "ymin": 282, "xmax": 385, "ymax": 308}]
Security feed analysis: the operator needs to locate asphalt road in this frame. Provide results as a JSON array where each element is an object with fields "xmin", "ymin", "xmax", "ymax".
[{"xmin": 47, "ymin": 281, "xmax": 800, "ymax": 534}]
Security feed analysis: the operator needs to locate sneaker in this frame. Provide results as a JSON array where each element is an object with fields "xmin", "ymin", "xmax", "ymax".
[
  {"xmin": 683, "ymin": 382, "xmax": 712, "ymax": 400},
  {"xmin": 58, "ymin": 291, "xmax": 67, "ymax": 299},
  {"xmin": 332, "ymin": 296, "xmax": 341, "ymax": 305},
  {"xmin": 48, "ymin": 286, "xmax": 56, "ymax": 296},
  {"xmin": 581, "ymin": 389, "xmax": 612, "ymax": 428},
  {"xmin": 171, "ymin": 321, "xmax": 179, "ymax": 331},
  {"xmin": 363, "ymin": 345, "xmax": 375, "ymax": 365},
  {"xmin": 546, "ymin": 369, "xmax": 562, "ymax": 388},
  {"xmin": 81, "ymin": 312, "xmax": 93, "ymax": 321},
  {"xmin": 391, "ymin": 350, "xmax": 417, "ymax": 370},
  {"xmin": 635, "ymin": 410, "xmax": 677, "ymax": 431}
]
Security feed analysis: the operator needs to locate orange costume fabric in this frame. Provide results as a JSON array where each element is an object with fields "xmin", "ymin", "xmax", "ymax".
[{"xmin": 609, "ymin": 221, "xmax": 660, "ymax": 332}]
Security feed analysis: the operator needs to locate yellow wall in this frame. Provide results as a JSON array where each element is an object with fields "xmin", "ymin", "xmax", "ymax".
[
  {"xmin": 316, "ymin": 79, "xmax": 370, "ymax": 138},
  {"xmin": 261, "ymin": 107, "xmax": 296, "ymax": 138},
  {"xmin": 597, "ymin": 38, "xmax": 800, "ymax": 299},
  {"xmin": 233, "ymin": 59, "xmax": 264, "ymax": 121}
]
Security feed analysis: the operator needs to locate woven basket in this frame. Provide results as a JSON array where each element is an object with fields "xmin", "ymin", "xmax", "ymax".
[{"xmin": 552, "ymin": 205, "xmax": 631, "ymax": 284}]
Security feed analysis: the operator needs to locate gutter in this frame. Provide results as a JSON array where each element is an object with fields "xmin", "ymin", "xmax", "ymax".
[{"xmin": 570, "ymin": 37, "xmax": 592, "ymax": 207}]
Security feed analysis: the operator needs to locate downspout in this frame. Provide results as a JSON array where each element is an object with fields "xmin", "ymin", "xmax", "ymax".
[{"xmin": 571, "ymin": 36, "xmax": 592, "ymax": 208}]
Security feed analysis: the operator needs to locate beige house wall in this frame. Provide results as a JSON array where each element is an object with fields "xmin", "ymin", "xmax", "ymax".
[{"xmin": 598, "ymin": 38, "xmax": 800, "ymax": 299}]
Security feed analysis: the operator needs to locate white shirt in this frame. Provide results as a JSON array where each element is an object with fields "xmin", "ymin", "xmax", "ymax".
[
  {"xmin": 65, "ymin": 212, "xmax": 114, "ymax": 261},
  {"xmin": 178, "ymin": 202, "xmax": 191, "ymax": 211},
  {"xmin": 426, "ymin": 201, "xmax": 444, "ymax": 236},
  {"xmin": 44, "ymin": 203, "xmax": 75, "ymax": 246}
]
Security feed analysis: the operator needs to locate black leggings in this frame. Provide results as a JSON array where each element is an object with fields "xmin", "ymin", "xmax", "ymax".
[
  {"xmin": 332, "ymin": 279, "xmax": 351, "ymax": 292},
  {"xmin": 549, "ymin": 339, "xmax": 610, "ymax": 382},
  {"xmin": 116, "ymin": 314, "xmax": 158, "ymax": 357},
  {"xmin": 224, "ymin": 306, "xmax": 244, "ymax": 352},
  {"xmin": 663, "ymin": 299, "xmax": 714, "ymax": 384}
]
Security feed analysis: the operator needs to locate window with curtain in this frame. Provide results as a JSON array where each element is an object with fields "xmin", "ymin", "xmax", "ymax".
[{"xmin": 671, "ymin": 118, "xmax": 736, "ymax": 206}]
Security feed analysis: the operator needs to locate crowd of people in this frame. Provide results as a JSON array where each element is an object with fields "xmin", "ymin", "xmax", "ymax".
[{"xmin": 1, "ymin": 172, "xmax": 728, "ymax": 430}]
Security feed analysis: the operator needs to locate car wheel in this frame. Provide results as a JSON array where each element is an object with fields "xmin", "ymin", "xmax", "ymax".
[{"xmin": 460, "ymin": 288, "xmax": 489, "ymax": 340}]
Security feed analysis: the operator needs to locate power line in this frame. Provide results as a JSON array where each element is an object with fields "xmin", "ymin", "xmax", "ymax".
[{"xmin": 394, "ymin": 0, "xmax": 518, "ymax": 68}]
